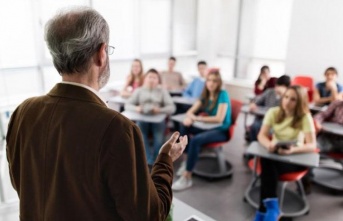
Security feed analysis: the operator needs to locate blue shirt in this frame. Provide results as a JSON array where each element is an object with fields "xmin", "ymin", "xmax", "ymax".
[
  {"xmin": 182, "ymin": 77, "xmax": 205, "ymax": 98},
  {"xmin": 316, "ymin": 82, "xmax": 343, "ymax": 99},
  {"xmin": 203, "ymin": 90, "xmax": 231, "ymax": 130}
]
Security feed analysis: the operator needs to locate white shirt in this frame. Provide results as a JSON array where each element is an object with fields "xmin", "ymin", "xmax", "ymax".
[{"xmin": 60, "ymin": 81, "xmax": 108, "ymax": 107}]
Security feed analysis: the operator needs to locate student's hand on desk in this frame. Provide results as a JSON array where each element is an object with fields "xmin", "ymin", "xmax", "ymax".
[
  {"xmin": 267, "ymin": 142, "xmax": 277, "ymax": 153},
  {"xmin": 136, "ymin": 106, "xmax": 143, "ymax": 113},
  {"xmin": 152, "ymin": 106, "xmax": 160, "ymax": 114},
  {"xmin": 249, "ymin": 103, "xmax": 257, "ymax": 112},
  {"xmin": 278, "ymin": 146, "xmax": 296, "ymax": 155},
  {"xmin": 183, "ymin": 117, "xmax": 193, "ymax": 127},
  {"xmin": 159, "ymin": 132, "xmax": 188, "ymax": 162}
]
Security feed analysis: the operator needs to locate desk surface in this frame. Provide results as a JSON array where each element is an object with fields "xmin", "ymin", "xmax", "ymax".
[
  {"xmin": 241, "ymin": 105, "xmax": 269, "ymax": 116},
  {"xmin": 108, "ymin": 96, "xmax": 127, "ymax": 105},
  {"xmin": 121, "ymin": 111, "xmax": 166, "ymax": 123},
  {"xmin": 173, "ymin": 198, "xmax": 216, "ymax": 221},
  {"xmin": 171, "ymin": 114, "xmax": 222, "ymax": 130},
  {"xmin": 172, "ymin": 96, "xmax": 197, "ymax": 105},
  {"xmin": 309, "ymin": 104, "xmax": 327, "ymax": 112},
  {"xmin": 321, "ymin": 122, "xmax": 343, "ymax": 136},
  {"xmin": 246, "ymin": 142, "xmax": 319, "ymax": 167}
]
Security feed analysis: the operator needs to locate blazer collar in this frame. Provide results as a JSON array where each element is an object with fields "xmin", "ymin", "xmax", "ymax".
[{"xmin": 48, "ymin": 83, "xmax": 107, "ymax": 107}]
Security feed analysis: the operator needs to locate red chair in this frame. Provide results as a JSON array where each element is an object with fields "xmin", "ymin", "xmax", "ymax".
[
  {"xmin": 192, "ymin": 99, "xmax": 243, "ymax": 179},
  {"xmin": 292, "ymin": 76, "xmax": 314, "ymax": 102},
  {"xmin": 244, "ymin": 156, "xmax": 311, "ymax": 218}
]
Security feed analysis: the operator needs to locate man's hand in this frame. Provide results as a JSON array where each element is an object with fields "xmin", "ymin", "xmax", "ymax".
[{"xmin": 159, "ymin": 132, "xmax": 188, "ymax": 162}]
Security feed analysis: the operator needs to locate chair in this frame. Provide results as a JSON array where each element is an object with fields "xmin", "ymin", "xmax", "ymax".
[
  {"xmin": 192, "ymin": 99, "xmax": 243, "ymax": 179},
  {"xmin": 244, "ymin": 157, "xmax": 310, "ymax": 218},
  {"xmin": 312, "ymin": 152, "xmax": 343, "ymax": 192},
  {"xmin": 292, "ymin": 76, "xmax": 314, "ymax": 102}
]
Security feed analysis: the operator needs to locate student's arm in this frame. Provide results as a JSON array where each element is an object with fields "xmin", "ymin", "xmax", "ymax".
[
  {"xmin": 125, "ymin": 89, "xmax": 142, "ymax": 112},
  {"xmin": 257, "ymin": 108, "xmax": 277, "ymax": 152},
  {"xmin": 313, "ymin": 100, "xmax": 338, "ymax": 124},
  {"xmin": 179, "ymin": 73, "xmax": 187, "ymax": 89},
  {"xmin": 257, "ymin": 124, "xmax": 276, "ymax": 152},
  {"xmin": 196, "ymin": 103, "xmax": 228, "ymax": 124},
  {"xmin": 182, "ymin": 80, "xmax": 194, "ymax": 97},
  {"xmin": 313, "ymin": 88, "xmax": 332, "ymax": 106},
  {"xmin": 158, "ymin": 90, "xmax": 176, "ymax": 115},
  {"xmin": 185, "ymin": 100, "xmax": 202, "ymax": 119}
]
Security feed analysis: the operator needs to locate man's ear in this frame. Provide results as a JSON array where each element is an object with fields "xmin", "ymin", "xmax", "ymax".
[{"xmin": 95, "ymin": 43, "xmax": 107, "ymax": 68}]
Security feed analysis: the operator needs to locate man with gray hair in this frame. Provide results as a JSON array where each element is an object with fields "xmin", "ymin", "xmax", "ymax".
[{"xmin": 6, "ymin": 7, "xmax": 187, "ymax": 221}]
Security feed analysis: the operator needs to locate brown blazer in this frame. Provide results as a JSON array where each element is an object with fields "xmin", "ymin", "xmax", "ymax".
[{"xmin": 6, "ymin": 83, "xmax": 173, "ymax": 221}]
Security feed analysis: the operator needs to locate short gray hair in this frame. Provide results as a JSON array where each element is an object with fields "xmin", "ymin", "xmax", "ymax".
[{"xmin": 44, "ymin": 7, "xmax": 109, "ymax": 75}]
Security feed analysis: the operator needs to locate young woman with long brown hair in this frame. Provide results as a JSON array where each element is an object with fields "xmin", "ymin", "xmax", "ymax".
[
  {"xmin": 172, "ymin": 69, "xmax": 232, "ymax": 191},
  {"xmin": 254, "ymin": 85, "xmax": 316, "ymax": 221}
]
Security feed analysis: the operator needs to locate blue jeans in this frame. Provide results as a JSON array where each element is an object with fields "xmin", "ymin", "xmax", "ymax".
[
  {"xmin": 180, "ymin": 125, "xmax": 228, "ymax": 172},
  {"xmin": 249, "ymin": 117, "xmax": 263, "ymax": 142},
  {"xmin": 137, "ymin": 121, "xmax": 166, "ymax": 165}
]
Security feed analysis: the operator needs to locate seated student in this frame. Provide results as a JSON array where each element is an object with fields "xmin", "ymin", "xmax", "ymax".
[
  {"xmin": 125, "ymin": 69, "xmax": 176, "ymax": 165},
  {"xmin": 172, "ymin": 70, "xmax": 231, "ymax": 191},
  {"xmin": 254, "ymin": 85, "xmax": 316, "ymax": 221},
  {"xmin": 120, "ymin": 59, "xmax": 144, "ymax": 98},
  {"xmin": 182, "ymin": 61, "xmax": 208, "ymax": 98},
  {"xmin": 254, "ymin": 66, "xmax": 271, "ymax": 95},
  {"xmin": 248, "ymin": 75, "xmax": 291, "ymax": 142},
  {"xmin": 313, "ymin": 67, "xmax": 343, "ymax": 106},
  {"xmin": 160, "ymin": 56, "xmax": 186, "ymax": 91},
  {"xmin": 314, "ymin": 100, "xmax": 343, "ymax": 152}
]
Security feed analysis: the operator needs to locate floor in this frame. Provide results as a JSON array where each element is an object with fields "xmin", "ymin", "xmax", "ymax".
[
  {"xmin": 173, "ymin": 113, "xmax": 343, "ymax": 221},
  {"xmin": 1, "ymin": 113, "xmax": 343, "ymax": 221}
]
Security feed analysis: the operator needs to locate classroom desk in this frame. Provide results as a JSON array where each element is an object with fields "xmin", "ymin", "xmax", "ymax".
[
  {"xmin": 172, "ymin": 97, "xmax": 197, "ymax": 106},
  {"xmin": 173, "ymin": 198, "xmax": 216, "ymax": 221},
  {"xmin": 244, "ymin": 142, "xmax": 319, "ymax": 217},
  {"xmin": 171, "ymin": 114, "xmax": 222, "ymax": 130},
  {"xmin": 321, "ymin": 122, "xmax": 343, "ymax": 136},
  {"xmin": 308, "ymin": 103, "xmax": 327, "ymax": 113},
  {"xmin": 312, "ymin": 122, "xmax": 343, "ymax": 191},
  {"xmin": 108, "ymin": 96, "xmax": 127, "ymax": 106},
  {"xmin": 121, "ymin": 111, "xmax": 167, "ymax": 123},
  {"xmin": 245, "ymin": 93, "xmax": 255, "ymax": 102},
  {"xmin": 246, "ymin": 141, "xmax": 319, "ymax": 168},
  {"xmin": 169, "ymin": 89, "xmax": 183, "ymax": 97}
]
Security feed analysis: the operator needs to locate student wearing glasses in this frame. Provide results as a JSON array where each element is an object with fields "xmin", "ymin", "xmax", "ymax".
[
  {"xmin": 254, "ymin": 85, "xmax": 316, "ymax": 221},
  {"xmin": 172, "ymin": 70, "xmax": 231, "ymax": 191}
]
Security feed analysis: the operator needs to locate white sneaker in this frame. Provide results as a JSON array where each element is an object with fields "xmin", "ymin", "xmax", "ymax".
[
  {"xmin": 176, "ymin": 161, "xmax": 186, "ymax": 176},
  {"xmin": 172, "ymin": 176, "xmax": 193, "ymax": 191}
]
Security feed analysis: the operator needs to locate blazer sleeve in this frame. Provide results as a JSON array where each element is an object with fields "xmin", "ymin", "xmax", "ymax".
[{"xmin": 99, "ymin": 118, "xmax": 173, "ymax": 221}]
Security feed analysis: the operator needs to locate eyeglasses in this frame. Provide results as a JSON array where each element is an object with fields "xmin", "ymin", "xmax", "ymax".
[{"xmin": 107, "ymin": 45, "xmax": 115, "ymax": 55}]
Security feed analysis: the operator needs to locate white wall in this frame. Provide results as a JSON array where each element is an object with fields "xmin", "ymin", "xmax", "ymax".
[{"xmin": 286, "ymin": 0, "xmax": 343, "ymax": 83}]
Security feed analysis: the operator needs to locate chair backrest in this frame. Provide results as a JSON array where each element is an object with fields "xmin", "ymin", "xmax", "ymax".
[
  {"xmin": 228, "ymin": 99, "xmax": 243, "ymax": 138},
  {"xmin": 291, "ymin": 76, "xmax": 314, "ymax": 102}
]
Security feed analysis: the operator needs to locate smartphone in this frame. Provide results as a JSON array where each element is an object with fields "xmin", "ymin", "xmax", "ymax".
[{"xmin": 275, "ymin": 140, "xmax": 297, "ymax": 150}]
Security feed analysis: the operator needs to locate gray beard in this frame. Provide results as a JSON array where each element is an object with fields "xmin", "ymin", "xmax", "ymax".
[{"xmin": 98, "ymin": 59, "xmax": 110, "ymax": 89}]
